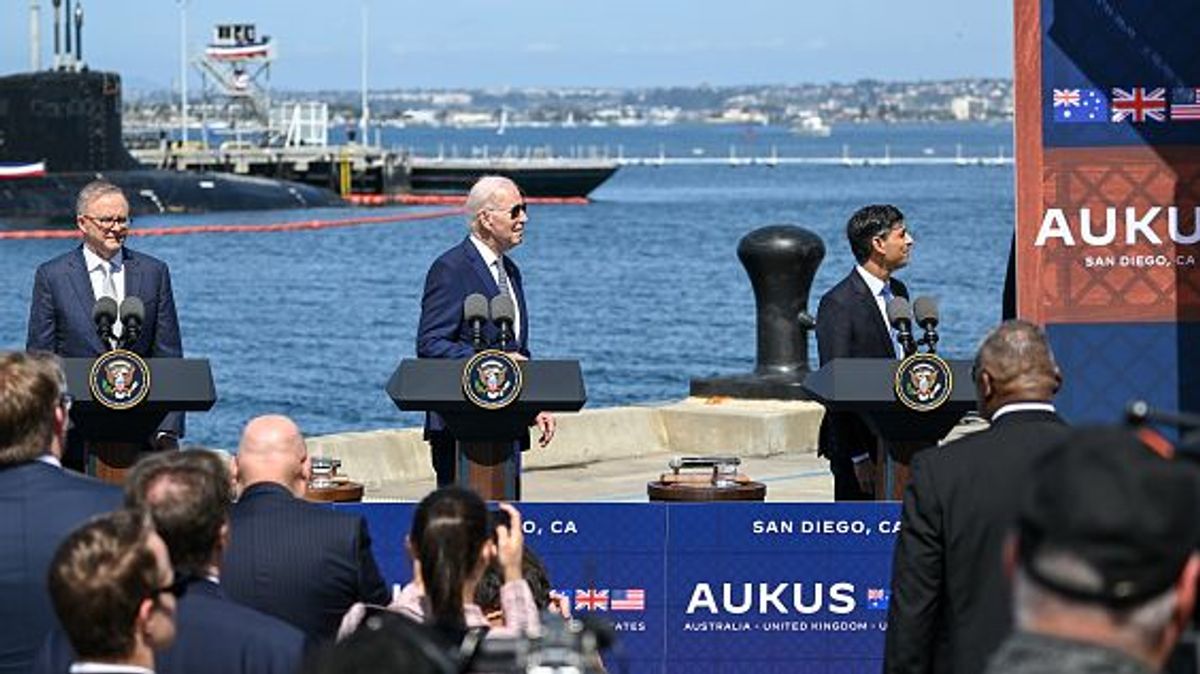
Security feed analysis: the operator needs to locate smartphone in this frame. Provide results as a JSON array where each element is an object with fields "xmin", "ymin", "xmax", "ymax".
[{"xmin": 488, "ymin": 508, "xmax": 512, "ymax": 538}]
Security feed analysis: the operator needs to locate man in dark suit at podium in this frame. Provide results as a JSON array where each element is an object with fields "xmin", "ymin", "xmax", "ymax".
[
  {"xmin": 0, "ymin": 352, "xmax": 120, "ymax": 674},
  {"xmin": 816, "ymin": 204, "xmax": 914, "ymax": 500},
  {"xmin": 26, "ymin": 180, "xmax": 185, "ymax": 466},
  {"xmin": 885, "ymin": 320, "xmax": 1068, "ymax": 674},
  {"xmin": 416, "ymin": 175, "xmax": 556, "ymax": 486}
]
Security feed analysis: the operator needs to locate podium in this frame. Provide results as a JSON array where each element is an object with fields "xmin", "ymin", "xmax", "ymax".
[
  {"xmin": 62, "ymin": 358, "xmax": 216, "ymax": 484},
  {"xmin": 387, "ymin": 359, "xmax": 586, "ymax": 500},
  {"xmin": 803, "ymin": 358, "xmax": 975, "ymax": 500}
]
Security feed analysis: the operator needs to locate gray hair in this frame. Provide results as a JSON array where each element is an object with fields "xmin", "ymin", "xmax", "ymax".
[
  {"xmin": 464, "ymin": 176, "xmax": 516, "ymax": 231},
  {"xmin": 75, "ymin": 180, "xmax": 126, "ymax": 217},
  {"xmin": 1013, "ymin": 554, "xmax": 1179, "ymax": 653}
]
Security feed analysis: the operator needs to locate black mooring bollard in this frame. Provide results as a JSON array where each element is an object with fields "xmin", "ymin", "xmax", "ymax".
[{"xmin": 690, "ymin": 225, "xmax": 825, "ymax": 399}]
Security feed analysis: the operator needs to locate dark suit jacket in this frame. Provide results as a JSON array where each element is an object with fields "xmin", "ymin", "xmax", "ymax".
[
  {"xmin": 26, "ymin": 245, "xmax": 184, "ymax": 436},
  {"xmin": 0, "ymin": 461, "xmax": 121, "ymax": 674},
  {"xmin": 36, "ymin": 578, "xmax": 306, "ymax": 674},
  {"xmin": 815, "ymin": 268, "xmax": 909, "ymax": 460},
  {"xmin": 415, "ymin": 237, "xmax": 530, "ymax": 437},
  {"xmin": 222, "ymin": 483, "xmax": 390, "ymax": 641},
  {"xmin": 884, "ymin": 409, "xmax": 1069, "ymax": 674}
]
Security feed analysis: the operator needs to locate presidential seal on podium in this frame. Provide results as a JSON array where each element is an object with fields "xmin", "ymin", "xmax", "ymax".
[
  {"xmin": 462, "ymin": 349, "xmax": 524, "ymax": 410},
  {"xmin": 894, "ymin": 352, "xmax": 954, "ymax": 412},
  {"xmin": 89, "ymin": 349, "xmax": 152, "ymax": 410}
]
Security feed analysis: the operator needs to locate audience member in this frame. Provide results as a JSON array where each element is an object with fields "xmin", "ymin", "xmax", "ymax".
[
  {"xmin": 46, "ymin": 509, "xmax": 178, "ymax": 673},
  {"xmin": 474, "ymin": 546, "xmax": 569, "ymax": 626},
  {"xmin": 223, "ymin": 415, "xmax": 389, "ymax": 640},
  {"xmin": 886, "ymin": 320, "xmax": 1069, "ymax": 673},
  {"xmin": 985, "ymin": 427, "xmax": 1200, "ymax": 674},
  {"xmin": 302, "ymin": 610, "xmax": 455, "ymax": 674},
  {"xmin": 0, "ymin": 351, "xmax": 120, "ymax": 674},
  {"xmin": 339, "ymin": 487, "xmax": 540, "ymax": 642}
]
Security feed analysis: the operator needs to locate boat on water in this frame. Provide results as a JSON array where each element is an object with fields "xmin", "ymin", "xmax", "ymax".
[
  {"xmin": 406, "ymin": 157, "xmax": 619, "ymax": 199},
  {"xmin": 792, "ymin": 113, "xmax": 833, "ymax": 138}
]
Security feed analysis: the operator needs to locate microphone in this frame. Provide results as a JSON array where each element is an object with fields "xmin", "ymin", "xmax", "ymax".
[
  {"xmin": 463, "ymin": 293, "xmax": 490, "ymax": 352},
  {"xmin": 885, "ymin": 296, "xmax": 918, "ymax": 358},
  {"xmin": 92, "ymin": 297, "xmax": 118, "ymax": 350},
  {"xmin": 118, "ymin": 296, "xmax": 145, "ymax": 349},
  {"xmin": 912, "ymin": 296, "xmax": 940, "ymax": 354},
  {"xmin": 490, "ymin": 294, "xmax": 515, "ymax": 350}
]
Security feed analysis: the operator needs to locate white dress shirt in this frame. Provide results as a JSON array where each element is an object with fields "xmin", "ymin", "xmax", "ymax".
[
  {"xmin": 82, "ymin": 246, "xmax": 125, "ymax": 341},
  {"xmin": 855, "ymin": 264, "xmax": 900, "ymax": 358},
  {"xmin": 469, "ymin": 235, "xmax": 522, "ymax": 342}
]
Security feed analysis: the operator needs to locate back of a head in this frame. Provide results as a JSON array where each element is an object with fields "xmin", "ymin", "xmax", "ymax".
[
  {"xmin": 846, "ymin": 204, "xmax": 904, "ymax": 264},
  {"xmin": 302, "ymin": 609, "xmax": 456, "ymax": 674},
  {"xmin": 48, "ymin": 509, "xmax": 159, "ymax": 661},
  {"xmin": 974, "ymin": 319, "xmax": 1060, "ymax": 398},
  {"xmin": 125, "ymin": 450, "xmax": 232, "ymax": 576},
  {"xmin": 411, "ymin": 487, "xmax": 489, "ymax": 631},
  {"xmin": 236, "ymin": 414, "xmax": 308, "ymax": 489},
  {"xmin": 0, "ymin": 351, "xmax": 62, "ymax": 466},
  {"xmin": 1017, "ymin": 426, "xmax": 1199, "ymax": 611},
  {"xmin": 475, "ymin": 547, "xmax": 553, "ymax": 614}
]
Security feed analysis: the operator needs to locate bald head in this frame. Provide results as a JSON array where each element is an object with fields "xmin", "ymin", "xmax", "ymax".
[
  {"xmin": 234, "ymin": 415, "xmax": 309, "ymax": 494},
  {"xmin": 973, "ymin": 320, "xmax": 1062, "ymax": 418}
]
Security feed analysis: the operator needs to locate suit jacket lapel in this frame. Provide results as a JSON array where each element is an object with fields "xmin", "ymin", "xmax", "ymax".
[
  {"xmin": 460, "ymin": 238, "xmax": 500, "ymax": 295},
  {"xmin": 849, "ymin": 271, "xmax": 892, "ymax": 353},
  {"xmin": 122, "ymin": 248, "xmax": 144, "ymax": 302},
  {"xmin": 67, "ymin": 247, "xmax": 107, "ymax": 353}
]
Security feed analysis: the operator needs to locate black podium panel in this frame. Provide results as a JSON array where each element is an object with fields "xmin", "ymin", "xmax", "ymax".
[
  {"xmin": 62, "ymin": 358, "xmax": 216, "ymax": 442},
  {"xmin": 387, "ymin": 359, "xmax": 586, "ymax": 441}
]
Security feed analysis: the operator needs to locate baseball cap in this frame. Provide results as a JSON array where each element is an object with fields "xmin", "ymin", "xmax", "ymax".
[{"xmin": 1017, "ymin": 426, "xmax": 1200, "ymax": 608}]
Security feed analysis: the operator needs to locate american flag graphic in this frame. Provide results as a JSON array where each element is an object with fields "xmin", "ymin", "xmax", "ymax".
[
  {"xmin": 1051, "ymin": 88, "xmax": 1107, "ymax": 123},
  {"xmin": 1171, "ymin": 88, "xmax": 1200, "ymax": 121},
  {"xmin": 866, "ymin": 588, "xmax": 890, "ymax": 611},
  {"xmin": 1111, "ymin": 87, "xmax": 1167, "ymax": 123},
  {"xmin": 574, "ymin": 588, "xmax": 609, "ymax": 611},
  {"xmin": 609, "ymin": 589, "xmax": 646, "ymax": 611}
]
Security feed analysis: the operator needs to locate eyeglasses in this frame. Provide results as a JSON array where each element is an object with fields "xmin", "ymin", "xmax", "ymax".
[
  {"xmin": 148, "ymin": 576, "xmax": 189, "ymax": 601},
  {"xmin": 487, "ymin": 202, "xmax": 527, "ymax": 219},
  {"xmin": 81, "ymin": 214, "xmax": 131, "ymax": 229}
]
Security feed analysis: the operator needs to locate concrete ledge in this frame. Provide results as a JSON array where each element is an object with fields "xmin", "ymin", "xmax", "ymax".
[{"xmin": 304, "ymin": 398, "xmax": 826, "ymax": 489}]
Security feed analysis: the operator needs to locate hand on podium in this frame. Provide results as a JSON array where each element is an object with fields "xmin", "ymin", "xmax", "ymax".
[{"xmin": 508, "ymin": 353, "xmax": 557, "ymax": 447}]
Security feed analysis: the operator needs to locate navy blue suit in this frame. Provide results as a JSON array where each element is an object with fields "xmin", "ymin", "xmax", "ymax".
[
  {"xmin": 416, "ymin": 237, "xmax": 531, "ymax": 483},
  {"xmin": 815, "ymin": 269, "xmax": 909, "ymax": 500},
  {"xmin": 0, "ymin": 461, "xmax": 120, "ymax": 674},
  {"xmin": 35, "ymin": 578, "xmax": 307, "ymax": 674},
  {"xmin": 222, "ymin": 483, "xmax": 390, "ymax": 641},
  {"xmin": 26, "ymin": 245, "xmax": 185, "ymax": 439}
]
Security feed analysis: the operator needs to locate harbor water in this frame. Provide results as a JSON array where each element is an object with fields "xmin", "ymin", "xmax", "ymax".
[{"xmin": 0, "ymin": 122, "xmax": 1013, "ymax": 448}]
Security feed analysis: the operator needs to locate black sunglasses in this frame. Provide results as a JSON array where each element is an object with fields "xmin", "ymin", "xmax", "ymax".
[
  {"xmin": 489, "ymin": 202, "xmax": 527, "ymax": 219},
  {"xmin": 149, "ymin": 576, "xmax": 189, "ymax": 601}
]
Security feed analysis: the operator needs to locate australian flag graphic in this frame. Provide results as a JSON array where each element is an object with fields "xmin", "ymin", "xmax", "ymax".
[{"xmin": 1052, "ymin": 88, "xmax": 1108, "ymax": 123}]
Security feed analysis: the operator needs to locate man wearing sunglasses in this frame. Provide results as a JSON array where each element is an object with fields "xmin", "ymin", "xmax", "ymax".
[
  {"xmin": 26, "ymin": 180, "xmax": 185, "ymax": 468},
  {"xmin": 417, "ymin": 175, "xmax": 557, "ymax": 487}
]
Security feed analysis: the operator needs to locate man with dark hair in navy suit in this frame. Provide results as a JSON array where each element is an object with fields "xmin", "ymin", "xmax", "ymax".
[
  {"xmin": 222, "ymin": 415, "xmax": 390, "ymax": 641},
  {"xmin": 416, "ymin": 175, "xmax": 556, "ymax": 486},
  {"xmin": 0, "ymin": 351, "xmax": 120, "ymax": 674},
  {"xmin": 816, "ymin": 204, "xmax": 915, "ymax": 500},
  {"xmin": 26, "ymin": 180, "xmax": 184, "ymax": 466}
]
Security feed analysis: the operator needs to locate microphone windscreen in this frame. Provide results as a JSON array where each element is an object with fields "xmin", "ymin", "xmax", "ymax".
[
  {"xmin": 463, "ymin": 293, "xmax": 489, "ymax": 322},
  {"xmin": 490, "ymin": 294, "xmax": 516, "ymax": 324},
  {"xmin": 92, "ymin": 296, "xmax": 118, "ymax": 323},
  {"xmin": 886, "ymin": 296, "xmax": 913, "ymax": 328},
  {"xmin": 119, "ymin": 296, "xmax": 145, "ymax": 324},
  {"xmin": 913, "ymin": 296, "xmax": 939, "ymax": 326}
]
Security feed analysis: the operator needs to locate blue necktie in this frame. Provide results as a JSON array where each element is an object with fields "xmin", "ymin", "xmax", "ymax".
[{"xmin": 881, "ymin": 285, "xmax": 901, "ymax": 358}]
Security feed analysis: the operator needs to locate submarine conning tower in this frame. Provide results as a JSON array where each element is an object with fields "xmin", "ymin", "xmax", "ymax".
[{"xmin": 0, "ymin": 69, "xmax": 138, "ymax": 172}]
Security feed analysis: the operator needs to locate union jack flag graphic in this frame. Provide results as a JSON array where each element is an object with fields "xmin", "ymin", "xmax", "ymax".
[
  {"xmin": 610, "ymin": 589, "xmax": 645, "ymax": 611},
  {"xmin": 1052, "ymin": 89, "xmax": 1081, "ymax": 107},
  {"xmin": 1111, "ymin": 87, "xmax": 1166, "ymax": 123},
  {"xmin": 575, "ymin": 588, "xmax": 609, "ymax": 611}
]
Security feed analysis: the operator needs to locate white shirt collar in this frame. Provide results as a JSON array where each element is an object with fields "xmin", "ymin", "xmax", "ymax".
[
  {"xmin": 37, "ymin": 454, "xmax": 62, "ymax": 468},
  {"xmin": 82, "ymin": 246, "xmax": 123, "ymax": 273},
  {"xmin": 990, "ymin": 402, "xmax": 1056, "ymax": 421},
  {"xmin": 70, "ymin": 664, "xmax": 154, "ymax": 674},
  {"xmin": 855, "ymin": 264, "xmax": 888, "ymax": 297},
  {"xmin": 469, "ymin": 234, "xmax": 501, "ymax": 269}
]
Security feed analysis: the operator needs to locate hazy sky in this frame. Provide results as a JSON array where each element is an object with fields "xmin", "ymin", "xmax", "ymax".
[{"xmin": 0, "ymin": 1, "xmax": 1013, "ymax": 90}]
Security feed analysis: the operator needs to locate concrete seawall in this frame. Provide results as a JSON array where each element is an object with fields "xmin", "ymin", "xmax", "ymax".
[{"xmin": 306, "ymin": 397, "xmax": 828, "ymax": 501}]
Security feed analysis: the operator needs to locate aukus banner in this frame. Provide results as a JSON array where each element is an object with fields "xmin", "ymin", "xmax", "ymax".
[
  {"xmin": 1014, "ymin": 0, "xmax": 1200, "ymax": 421},
  {"xmin": 340, "ymin": 502, "xmax": 901, "ymax": 673}
]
